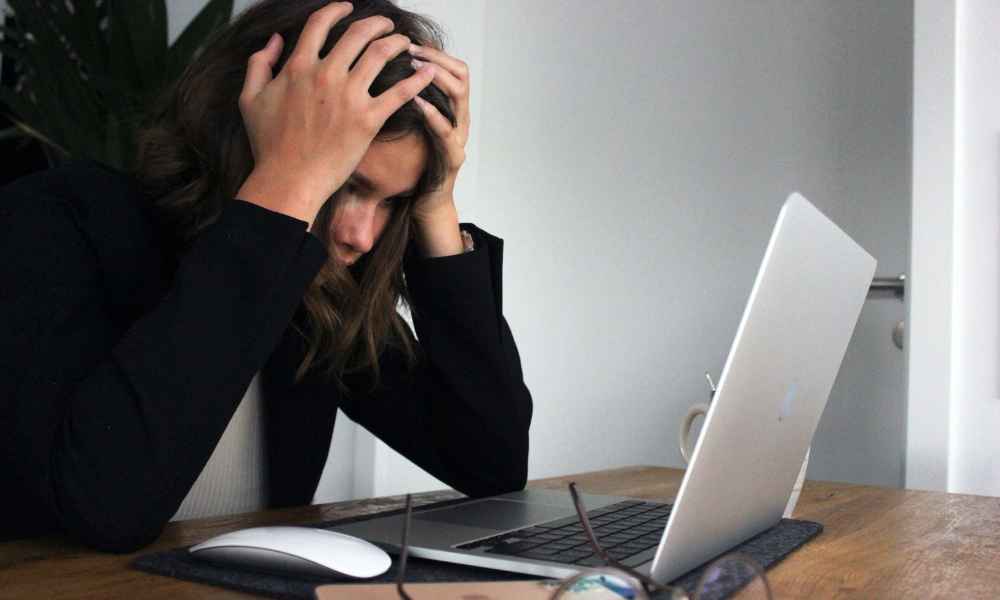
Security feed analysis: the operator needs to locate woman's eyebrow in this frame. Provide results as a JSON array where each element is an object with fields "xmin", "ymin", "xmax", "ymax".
[{"xmin": 348, "ymin": 172, "xmax": 377, "ymax": 193}]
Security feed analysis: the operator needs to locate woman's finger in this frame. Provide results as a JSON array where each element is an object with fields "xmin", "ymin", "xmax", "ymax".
[
  {"xmin": 325, "ymin": 16, "xmax": 395, "ymax": 72},
  {"xmin": 411, "ymin": 57, "xmax": 464, "ymax": 103},
  {"xmin": 414, "ymin": 95, "xmax": 453, "ymax": 140},
  {"xmin": 373, "ymin": 63, "xmax": 436, "ymax": 122},
  {"xmin": 409, "ymin": 44, "xmax": 468, "ymax": 82},
  {"xmin": 288, "ymin": 2, "xmax": 353, "ymax": 64},
  {"xmin": 409, "ymin": 47, "xmax": 469, "ymax": 125},
  {"xmin": 350, "ymin": 33, "xmax": 412, "ymax": 91},
  {"xmin": 240, "ymin": 33, "xmax": 283, "ymax": 106}
]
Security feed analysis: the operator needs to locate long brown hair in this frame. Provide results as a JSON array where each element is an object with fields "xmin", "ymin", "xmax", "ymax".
[{"xmin": 133, "ymin": 0, "xmax": 456, "ymax": 386}]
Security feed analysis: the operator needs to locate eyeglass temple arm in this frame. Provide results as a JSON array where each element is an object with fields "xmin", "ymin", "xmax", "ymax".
[
  {"xmin": 396, "ymin": 494, "xmax": 413, "ymax": 600},
  {"xmin": 568, "ymin": 482, "xmax": 667, "ymax": 594}
]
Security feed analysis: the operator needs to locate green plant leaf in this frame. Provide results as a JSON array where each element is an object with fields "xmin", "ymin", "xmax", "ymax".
[
  {"xmin": 88, "ymin": 71, "xmax": 140, "ymax": 118},
  {"xmin": 2, "ymin": 1, "xmax": 85, "ymax": 165},
  {"xmin": 0, "ymin": 126, "xmax": 25, "ymax": 142},
  {"xmin": 1, "ymin": 31, "xmax": 76, "ymax": 155},
  {"xmin": 0, "ymin": 86, "xmax": 66, "ymax": 155},
  {"xmin": 0, "ymin": 37, "xmax": 26, "ymax": 62},
  {"xmin": 109, "ymin": 0, "xmax": 168, "ymax": 92},
  {"xmin": 2, "ymin": 0, "xmax": 233, "ymax": 170},
  {"xmin": 2, "ymin": 0, "xmax": 32, "ymax": 23},
  {"xmin": 48, "ymin": 0, "xmax": 107, "ymax": 76},
  {"xmin": 106, "ymin": 1, "xmax": 143, "ymax": 93},
  {"xmin": 0, "ymin": 24, "xmax": 25, "ymax": 43},
  {"xmin": 104, "ymin": 112, "xmax": 125, "ymax": 171},
  {"xmin": 25, "ymin": 22, "xmax": 106, "ymax": 159},
  {"xmin": 166, "ymin": 0, "xmax": 233, "ymax": 83},
  {"xmin": 5, "ymin": 17, "xmax": 108, "ymax": 164}
]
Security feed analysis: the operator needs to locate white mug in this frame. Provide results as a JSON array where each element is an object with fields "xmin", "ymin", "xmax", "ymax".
[
  {"xmin": 677, "ymin": 402, "xmax": 710, "ymax": 464},
  {"xmin": 678, "ymin": 397, "xmax": 810, "ymax": 518}
]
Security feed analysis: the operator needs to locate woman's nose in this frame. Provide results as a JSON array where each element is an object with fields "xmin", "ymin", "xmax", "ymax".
[{"xmin": 335, "ymin": 197, "xmax": 378, "ymax": 254}]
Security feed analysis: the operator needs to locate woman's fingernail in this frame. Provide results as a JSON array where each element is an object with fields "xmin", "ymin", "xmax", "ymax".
[
  {"xmin": 411, "ymin": 59, "xmax": 426, "ymax": 70},
  {"xmin": 267, "ymin": 33, "xmax": 279, "ymax": 47},
  {"xmin": 409, "ymin": 43, "xmax": 421, "ymax": 55}
]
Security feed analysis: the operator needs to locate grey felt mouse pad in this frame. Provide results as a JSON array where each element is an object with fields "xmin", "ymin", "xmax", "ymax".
[{"xmin": 132, "ymin": 497, "xmax": 822, "ymax": 600}]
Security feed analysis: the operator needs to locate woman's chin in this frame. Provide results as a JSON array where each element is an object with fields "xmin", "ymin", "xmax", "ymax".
[{"xmin": 331, "ymin": 245, "xmax": 361, "ymax": 267}]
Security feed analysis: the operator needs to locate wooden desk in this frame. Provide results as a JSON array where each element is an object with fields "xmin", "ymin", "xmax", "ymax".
[{"xmin": 1, "ymin": 466, "xmax": 998, "ymax": 598}]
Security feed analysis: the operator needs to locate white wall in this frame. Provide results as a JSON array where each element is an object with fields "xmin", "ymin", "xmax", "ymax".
[
  {"xmin": 949, "ymin": 0, "xmax": 1000, "ymax": 495},
  {"xmin": 907, "ymin": 0, "xmax": 955, "ymax": 493},
  {"xmin": 471, "ymin": 0, "xmax": 911, "ymax": 484},
  {"xmin": 908, "ymin": 0, "xmax": 1000, "ymax": 497}
]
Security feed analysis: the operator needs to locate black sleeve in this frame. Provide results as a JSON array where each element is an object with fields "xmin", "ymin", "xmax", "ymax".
[
  {"xmin": 337, "ymin": 224, "xmax": 533, "ymax": 498},
  {"xmin": 0, "ymin": 184, "xmax": 327, "ymax": 552}
]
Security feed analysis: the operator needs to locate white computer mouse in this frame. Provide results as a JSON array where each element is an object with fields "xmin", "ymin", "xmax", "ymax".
[{"xmin": 189, "ymin": 525, "xmax": 392, "ymax": 579}]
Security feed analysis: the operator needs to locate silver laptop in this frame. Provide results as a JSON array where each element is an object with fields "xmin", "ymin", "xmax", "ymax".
[{"xmin": 329, "ymin": 193, "xmax": 876, "ymax": 584}]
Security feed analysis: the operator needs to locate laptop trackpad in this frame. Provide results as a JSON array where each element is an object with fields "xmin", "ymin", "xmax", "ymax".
[{"xmin": 413, "ymin": 499, "xmax": 572, "ymax": 530}]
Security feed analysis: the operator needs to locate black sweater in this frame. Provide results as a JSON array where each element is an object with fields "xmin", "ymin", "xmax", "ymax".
[{"xmin": 0, "ymin": 162, "xmax": 532, "ymax": 552}]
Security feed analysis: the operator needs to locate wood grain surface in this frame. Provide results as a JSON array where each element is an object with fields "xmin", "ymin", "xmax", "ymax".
[{"xmin": 2, "ymin": 466, "xmax": 998, "ymax": 598}]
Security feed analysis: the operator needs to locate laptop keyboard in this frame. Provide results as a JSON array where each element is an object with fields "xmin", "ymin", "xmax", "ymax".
[{"xmin": 455, "ymin": 500, "xmax": 671, "ymax": 568}]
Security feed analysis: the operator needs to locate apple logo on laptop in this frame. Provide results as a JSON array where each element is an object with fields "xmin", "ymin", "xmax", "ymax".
[{"xmin": 779, "ymin": 383, "xmax": 798, "ymax": 422}]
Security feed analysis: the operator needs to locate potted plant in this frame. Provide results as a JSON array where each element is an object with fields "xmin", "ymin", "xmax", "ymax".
[{"xmin": 0, "ymin": 0, "xmax": 233, "ymax": 175}]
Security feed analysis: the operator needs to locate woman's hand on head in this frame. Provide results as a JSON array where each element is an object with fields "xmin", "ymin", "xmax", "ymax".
[
  {"xmin": 408, "ymin": 43, "xmax": 470, "ymax": 222},
  {"xmin": 407, "ymin": 44, "xmax": 472, "ymax": 257},
  {"xmin": 236, "ymin": 1, "xmax": 436, "ymax": 225}
]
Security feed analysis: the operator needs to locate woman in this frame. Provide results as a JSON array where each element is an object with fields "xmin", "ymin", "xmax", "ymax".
[{"xmin": 0, "ymin": 0, "xmax": 531, "ymax": 552}]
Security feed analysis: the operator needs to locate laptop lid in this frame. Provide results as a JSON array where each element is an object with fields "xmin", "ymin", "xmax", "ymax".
[{"xmin": 650, "ymin": 193, "xmax": 876, "ymax": 582}]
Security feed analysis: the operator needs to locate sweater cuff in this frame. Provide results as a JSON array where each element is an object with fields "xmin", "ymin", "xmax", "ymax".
[
  {"xmin": 222, "ymin": 199, "xmax": 307, "ymax": 247},
  {"xmin": 221, "ymin": 199, "xmax": 329, "ymax": 272},
  {"xmin": 404, "ymin": 224, "xmax": 503, "ymax": 323}
]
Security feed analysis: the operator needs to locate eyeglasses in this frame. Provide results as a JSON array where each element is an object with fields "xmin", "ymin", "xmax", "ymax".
[{"xmin": 395, "ymin": 483, "xmax": 772, "ymax": 600}]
